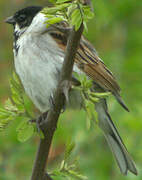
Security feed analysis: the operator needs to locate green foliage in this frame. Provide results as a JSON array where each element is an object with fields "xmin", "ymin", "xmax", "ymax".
[
  {"xmin": 0, "ymin": 70, "xmax": 110, "ymax": 179},
  {"xmin": 56, "ymin": 0, "xmax": 70, "ymax": 3},
  {"xmin": 42, "ymin": 0, "xmax": 94, "ymax": 30},
  {"xmin": 73, "ymin": 73, "xmax": 110, "ymax": 127},
  {"xmin": 1, "ymin": 0, "xmax": 142, "ymax": 179},
  {"xmin": 0, "ymin": 70, "xmax": 107, "ymax": 179},
  {"xmin": 0, "ymin": 70, "xmax": 108, "ymax": 179},
  {"xmin": 51, "ymin": 141, "xmax": 88, "ymax": 180},
  {"xmin": 0, "ymin": 72, "xmax": 35, "ymax": 142},
  {"xmin": 0, "ymin": 70, "xmax": 109, "ymax": 143},
  {"xmin": 71, "ymin": 8, "xmax": 82, "ymax": 31},
  {"xmin": 0, "ymin": 0, "xmax": 96, "ymax": 146},
  {"xmin": 16, "ymin": 118, "xmax": 34, "ymax": 142},
  {"xmin": 45, "ymin": 16, "xmax": 65, "ymax": 28},
  {"xmin": 0, "ymin": 103, "xmax": 17, "ymax": 130},
  {"xmin": 64, "ymin": 141, "xmax": 75, "ymax": 161}
]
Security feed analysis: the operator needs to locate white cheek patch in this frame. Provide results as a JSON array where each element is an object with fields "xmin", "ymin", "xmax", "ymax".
[
  {"xmin": 26, "ymin": 12, "xmax": 47, "ymax": 34},
  {"xmin": 14, "ymin": 23, "xmax": 27, "ymax": 40},
  {"xmin": 15, "ymin": 23, "xmax": 20, "ymax": 32}
]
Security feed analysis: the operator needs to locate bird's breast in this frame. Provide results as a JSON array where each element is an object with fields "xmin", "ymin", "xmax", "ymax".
[{"xmin": 13, "ymin": 33, "xmax": 64, "ymax": 112}]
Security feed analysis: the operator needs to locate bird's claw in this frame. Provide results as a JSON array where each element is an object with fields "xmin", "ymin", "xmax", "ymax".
[{"xmin": 36, "ymin": 111, "xmax": 48, "ymax": 131}]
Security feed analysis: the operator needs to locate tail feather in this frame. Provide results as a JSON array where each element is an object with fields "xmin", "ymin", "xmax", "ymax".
[
  {"xmin": 95, "ymin": 99, "xmax": 137, "ymax": 175},
  {"xmin": 114, "ymin": 93, "xmax": 129, "ymax": 112}
]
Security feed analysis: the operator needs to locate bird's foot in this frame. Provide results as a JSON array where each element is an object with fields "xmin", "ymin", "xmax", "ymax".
[{"xmin": 36, "ymin": 111, "xmax": 48, "ymax": 132}]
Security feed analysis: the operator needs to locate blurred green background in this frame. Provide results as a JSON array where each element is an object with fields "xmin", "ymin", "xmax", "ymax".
[{"xmin": 0, "ymin": 0, "xmax": 142, "ymax": 179}]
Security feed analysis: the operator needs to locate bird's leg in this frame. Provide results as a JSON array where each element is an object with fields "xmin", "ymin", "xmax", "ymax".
[
  {"xmin": 37, "ymin": 111, "xmax": 49, "ymax": 124},
  {"xmin": 29, "ymin": 112, "xmax": 49, "ymax": 131},
  {"xmin": 30, "ymin": 79, "xmax": 78, "ymax": 126},
  {"xmin": 35, "ymin": 80, "xmax": 71, "ymax": 130},
  {"xmin": 36, "ymin": 111, "xmax": 49, "ymax": 131}
]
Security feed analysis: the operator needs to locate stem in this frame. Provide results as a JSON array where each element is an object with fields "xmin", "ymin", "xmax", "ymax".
[{"xmin": 31, "ymin": 24, "xmax": 84, "ymax": 180}]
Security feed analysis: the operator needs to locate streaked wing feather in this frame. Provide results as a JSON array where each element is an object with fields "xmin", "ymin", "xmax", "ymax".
[
  {"xmin": 49, "ymin": 30, "xmax": 120, "ymax": 94},
  {"xmin": 76, "ymin": 39, "xmax": 121, "ymax": 94},
  {"xmin": 49, "ymin": 26, "xmax": 129, "ymax": 111},
  {"xmin": 83, "ymin": 63, "xmax": 120, "ymax": 92}
]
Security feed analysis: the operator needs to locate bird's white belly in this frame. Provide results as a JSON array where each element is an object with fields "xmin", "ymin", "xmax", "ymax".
[
  {"xmin": 14, "ymin": 32, "xmax": 82, "ymax": 112},
  {"xmin": 14, "ymin": 33, "xmax": 64, "ymax": 112}
]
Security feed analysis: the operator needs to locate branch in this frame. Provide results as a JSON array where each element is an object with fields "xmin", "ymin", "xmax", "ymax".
[{"xmin": 31, "ymin": 24, "xmax": 84, "ymax": 180}]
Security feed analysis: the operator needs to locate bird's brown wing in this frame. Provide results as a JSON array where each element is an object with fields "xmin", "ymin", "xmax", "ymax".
[
  {"xmin": 49, "ymin": 30, "xmax": 129, "ymax": 111},
  {"xmin": 76, "ymin": 37, "xmax": 121, "ymax": 94}
]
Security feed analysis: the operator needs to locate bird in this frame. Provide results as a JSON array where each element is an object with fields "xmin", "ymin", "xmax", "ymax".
[{"xmin": 5, "ymin": 6, "xmax": 137, "ymax": 175}]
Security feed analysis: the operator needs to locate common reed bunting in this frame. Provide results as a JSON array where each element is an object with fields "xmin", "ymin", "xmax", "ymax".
[{"xmin": 5, "ymin": 6, "xmax": 137, "ymax": 175}]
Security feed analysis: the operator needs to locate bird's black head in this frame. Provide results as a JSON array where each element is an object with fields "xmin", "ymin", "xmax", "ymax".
[{"xmin": 5, "ymin": 6, "xmax": 43, "ymax": 29}]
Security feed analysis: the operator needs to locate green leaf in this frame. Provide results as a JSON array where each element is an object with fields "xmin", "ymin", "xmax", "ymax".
[
  {"xmin": 17, "ymin": 118, "xmax": 34, "ymax": 142},
  {"xmin": 56, "ymin": 0, "xmax": 70, "ymax": 3},
  {"xmin": 10, "ymin": 72, "xmax": 26, "ymax": 112},
  {"xmin": 90, "ymin": 92, "xmax": 111, "ymax": 98},
  {"xmin": 52, "ymin": 168, "xmax": 88, "ymax": 180},
  {"xmin": 65, "ymin": 169, "xmax": 88, "ymax": 180},
  {"xmin": 83, "ymin": 6, "xmax": 94, "ymax": 21},
  {"xmin": 45, "ymin": 16, "xmax": 64, "ymax": 28},
  {"xmin": 4, "ymin": 98, "xmax": 18, "ymax": 112},
  {"xmin": 85, "ymin": 100, "xmax": 98, "ymax": 123},
  {"xmin": 85, "ymin": 100, "xmax": 93, "ymax": 119},
  {"xmin": 89, "ymin": 96, "xmax": 99, "ymax": 103},
  {"xmin": 93, "ymin": 104, "xmax": 99, "ymax": 124},
  {"xmin": 67, "ymin": 3, "xmax": 77, "ymax": 17},
  {"xmin": 78, "ymin": 74, "xmax": 93, "ymax": 89},
  {"xmin": 42, "ymin": 3, "xmax": 70, "ymax": 14},
  {"xmin": 51, "ymin": 170, "xmax": 66, "ymax": 179},
  {"xmin": 0, "ymin": 104, "xmax": 18, "ymax": 131},
  {"xmin": 10, "ymin": 72, "xmax": 22, "ymax": 94},
  {"xmin": 83, "ymin": 21, "xmax": 88, "ymax": 32},
  {"xmin": 71, "ymin": 8, "xmax": 82, "ymax": 30},
  {"xmin": 86, "ymin": 115, "xmax": 91, "ymax": 130},
  {"xmin": 0, "ymin": 116, "xmax": 15, "ymax": 131},
  {"xmin": 64, "ymin": 141, "xmax": 75, "ymax": 161},
  {"xmin": 22, "ymin": 95, "xmax": 34, "ymax": 118}
]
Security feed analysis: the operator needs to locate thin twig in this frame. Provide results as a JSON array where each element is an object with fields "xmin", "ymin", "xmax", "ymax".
[{"xmin": 31, "ymin": 24, "xmax": 84, "ymax": 180}]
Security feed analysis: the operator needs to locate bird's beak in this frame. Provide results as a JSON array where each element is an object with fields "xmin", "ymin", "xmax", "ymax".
[{"xmin": 5, "ymin": 16, "xmax": 15, "ymax": 25}]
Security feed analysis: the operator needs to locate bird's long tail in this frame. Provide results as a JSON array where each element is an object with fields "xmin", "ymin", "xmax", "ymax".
[{"xmin": 95, "ymin": 99, "xmax": 137, "ymax": 175}]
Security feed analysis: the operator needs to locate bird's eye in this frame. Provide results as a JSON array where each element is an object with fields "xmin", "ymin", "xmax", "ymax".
[{"xmin": 18, "ymin": 14, "xmax": 26, "ymax": 21}]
